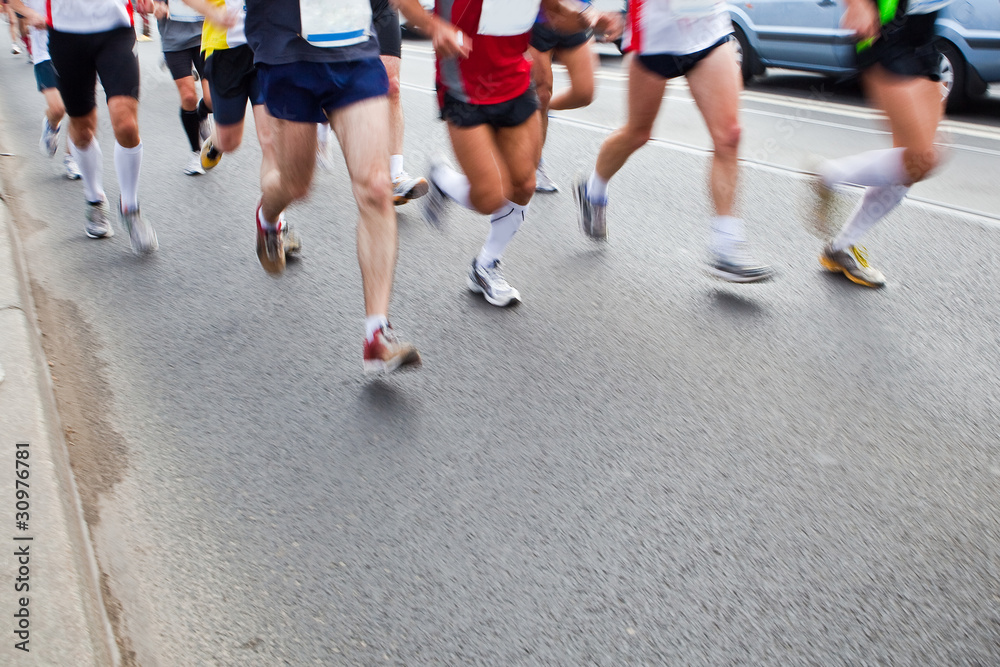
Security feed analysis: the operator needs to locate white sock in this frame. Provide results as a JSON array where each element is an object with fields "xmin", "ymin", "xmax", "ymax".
[
  {"xmin": 832, "ymin": 185, "xmax": 909, "ymax": 250},
  {"xmin": 114, "ymin": 141, "xmax": 142, "ymax": 211},
  {"xmin": 365, "ymin": 314, "xmax": 389, "ymax": 341},
  {"xmin": 434, "ymin": 163, "xmax": 473, "ymax": 210},
  {"xmin": 587, "ymin": 170, "xmax": 608, "ymax": 203},
  {"xmin": 821, "ymin": 147, "xmax": 909, "ymax": 188},
  {"xmin": 710, "ymin": 215, "xmax": 746, "ymax": 255},
  {"xmin": 477, "ymin": 201, "xmax": 527, "ymax": 266},
  {"xmin": 257, "ymin": 205, "xmax": 283, "ymax": 231},
  {"xmin": 70, "ymin": 138, "xmax": 105, "ymax": 203},
  {"xmin": 390, "ymin": 154, "xmax": 404, "ymax": 180}
]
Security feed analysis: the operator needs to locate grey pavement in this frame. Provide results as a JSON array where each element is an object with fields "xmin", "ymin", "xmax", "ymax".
[
  {"xmin": 0, "ymin": 144, "xmax": 116, "ymax": 663},
  {"xmin": 1, "ymin": 30, "xmax": 1000, "ymax": 667}
]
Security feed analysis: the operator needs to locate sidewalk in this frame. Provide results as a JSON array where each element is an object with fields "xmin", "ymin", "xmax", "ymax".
[{"xmin": 0, "ymin": 144, "xmax": 117, "ymax": 662}]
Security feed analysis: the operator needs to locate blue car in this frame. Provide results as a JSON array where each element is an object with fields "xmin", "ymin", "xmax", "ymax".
[{"xmin": 728, "ymin": 0, "xmax": 1000, "ymax": 110}]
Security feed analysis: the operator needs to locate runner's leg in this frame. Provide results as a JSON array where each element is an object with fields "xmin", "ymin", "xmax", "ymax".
[{"xmin": 329, "ymin": 96, "xmax": 396, "ymax": 318}]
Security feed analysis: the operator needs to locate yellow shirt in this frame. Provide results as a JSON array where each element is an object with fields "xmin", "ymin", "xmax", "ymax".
[{"xmin": 201, "ymin": 0, "xmax": 246, "ymax": 56}]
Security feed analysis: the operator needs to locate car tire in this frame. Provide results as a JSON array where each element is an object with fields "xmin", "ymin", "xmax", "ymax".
[
  {"xmin": 936, "ymin": 40, "xmax": 967, "ymax": 113},
  {"xmin": 731, "ymin": 26, "xmax": 756, "ymax": 84}
]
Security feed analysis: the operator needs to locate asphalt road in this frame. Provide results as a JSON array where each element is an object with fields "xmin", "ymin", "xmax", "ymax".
[{"xmin": 1, "ymin": 34, "xmax": 999, "ymax": 665}]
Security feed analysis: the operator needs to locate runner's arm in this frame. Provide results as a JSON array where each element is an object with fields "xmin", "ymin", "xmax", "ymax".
[
  {"xmin": 5, "ymin": 0, "xmax": 44, "ymax": 28},
  {"xmin": 393, "ymin": 0, "xmax": 470, "ymax": 59},
  {"xmin": 541, "ymin": 0, "xmax": 623, "ymax": 40},
  {"xmin": 841, "ymin": 0, "xmax": 879, "ymax": 41},
  {"xmin": 181, "ymin": 0, "xmax": 237, "ymax": 27}
]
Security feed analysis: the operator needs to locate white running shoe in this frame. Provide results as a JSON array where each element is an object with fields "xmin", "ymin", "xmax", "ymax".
[
  {"xmin": 535, "ymin": 162, "xmax": 558, "ymax": 193},
  {"xmin": 39, "ymin": 118, "xmax": 59, "ymax": 158},
  {"xmin": 392, "ymin": 172, "xmax": 429, "ymax": 205},
  {"xmin": 184, "ymin": 151, "xmax": 206, "ymax": 175},
  {"xmin": 63, "ymin": 154, "xmax": 82, "ymax": 180}
]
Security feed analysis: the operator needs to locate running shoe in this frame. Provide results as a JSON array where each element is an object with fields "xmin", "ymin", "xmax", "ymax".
[
  {"xmin": 255, "ymin": 202, "xmax": 286, "ymax": 275},
  {"xmin": 421, "ymin": 159, "xmax": 449, "ymax": 229},
  {"xmin": 362, "ymin": 324, "xmax": 421, "ymax": 374},
  {"xmin": 119, "ymin": 199, "xmax": 158, "ymax": 254},
  {"xmin": 573, "ymin": 174, "xmax": 607, "ymax": 239},
  {"xmin": 63, "ymin": 154, "xmax": 82, "ymax": 180},
  {"xmin": 39, "ymin": 118, "xmax": 59, "ymax": 158},
  {"xmin": 200, "ymin": 138, "xmax": 222, "ymax": 170},
  {"xmin": 84, "ymin": 200, "xmax": 113, "ymax": 239},
  {"xmin": 392, "ymin": 172, "xmax": 429, "ymax": 205},
  {"xmin": 184, "ymin": 151, "xmax": 206, "ymax": 176},
  {"xmin": 283, "ymin": 219, "xmax": 301, "ymax": 257},
  {"xmin": 11, "ymin": 44, "xmax": 22, "ymax": 55},
  {"xmin": 706, "ymin": 241, "xmax": 775, "ymax": 283},
  {"xmin": 535, "ymin": 162, "xmax": 558, "ymax": 193},
  {"xmin": 467, "ymin": 258, "xmax": 521, "ymax": 307},
  {"xmin": 137, "ymin": 34, "xmax": 152, "ymax": 42},
  {"xmin": 819, "ymin": 243, "xmax": 885, "ymax": 288}
]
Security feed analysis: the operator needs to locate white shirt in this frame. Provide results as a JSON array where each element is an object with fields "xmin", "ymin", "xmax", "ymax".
[
  {"xmin": 624, "ymin": 0, "xmax": 732, "ymax": 56},
  {"xmin": 48, "ymin": 0, "xmax": 134, "ymax": 34}
]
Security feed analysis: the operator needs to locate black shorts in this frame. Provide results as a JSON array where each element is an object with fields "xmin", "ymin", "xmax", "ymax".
[
  {"xmin": 34, "ymin": 59, "xmax": 58, "ymax": 92},
  {"xmin": 637, "ymin": 35, "xmax": 731, "ymax": 80},
  {"xmin": 164, "ymin": 46, "xmax": 206, "ymax": 81},
  {"xmin": 204, "ymin": 45, "xmax": 263, "ymax": 125},
  {"xmin": 530, "ymin": 22, "xmax": 591, "ymax": 52},
  {"xmin": 48, "ymin": 26, "xmax": 140, "ymax": 118},
  {"xmin": 439, "ymin": 87, "xmax": 539, "ymax": 129},
  {"xmin": 373, "ymin": 4, "xmax": 401, "ymax": 58},
  {"xmin": 856, "ymin": 10, "xmax": 940, "ymax": 80}
]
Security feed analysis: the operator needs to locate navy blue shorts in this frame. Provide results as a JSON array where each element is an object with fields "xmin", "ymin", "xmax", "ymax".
[
  {"xmin": 34, "ymin": 59, "xmax": 58, "ymax": 92},
  {"xmin": 256, "ymin": 59, "xmax": 388, "ymax": 124},
  {"xmin": 530, "ymin": 23, "xmax": 591, "ymax": 52},
  {"xmin": 204, "ymin": 45, "xmax": 264, "ymax": 125},
  {"xmin": 637, "ymin": 35, "xmax": 731, "ymax": 80}
]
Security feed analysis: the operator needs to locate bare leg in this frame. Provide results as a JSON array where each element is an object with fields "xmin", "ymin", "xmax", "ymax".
[
  {"xmin": 594, "ymin": 55, "xmax": 667, "ymax": 181},
  {"xmin": 685, "ymin": 42, "xmax": 743, "ymax": 217},
  {"xmin": 529, "ymin": 47, "xmax": 554, "ymax": 142},
  {"xmin": 259, "ymin": 117, "xmax": 315, "ymax": 222},
  {"xmin": 495, "ymin": 113, "xmax": 542, "ymax": 206},
  {"xmin": 381, "ymin": 55, "xmax": 404, "ymax": 157},
  {"xmin": 448, "ymin": 123, "xmax": 510, "ymax": 215},
  {"xmin": 863, "ymin": 65, "xmax": 944, "ymax": 183},
  {"xmin": 329, "ymin": 96, "xmax": 395, "ymax": 318}
]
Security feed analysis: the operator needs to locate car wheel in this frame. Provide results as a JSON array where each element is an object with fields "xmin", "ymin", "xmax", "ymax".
[
  {"xmin": 936, "ymin": 40, "xmax": 967, "ymax": 113},
  {"xmin": 731, "ymin": 26, "xmax": 756, "ymax": 84}
]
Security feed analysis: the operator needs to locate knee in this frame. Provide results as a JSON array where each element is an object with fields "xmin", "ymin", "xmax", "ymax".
[
  {"xmin": 354, "ymin": 173, "xmax": 393, "ymax": 213},
  {"xmin": 111, "ymin": 116, "xmax": 140, "ymax": 147},
  {"xmin": 49, "ymin": 101, "xmax": 65, "ymax": 121},
  {"xmin": 386, "ymin": 75, "xmax": 400, "ymax": 101},
  {"xmin": 624, "ymin": 125, "xmax": 652, "ymax": 152},
  {"xmin": 509, "ymin": 174, "xmax": 535, "ymax": 205},
  {"xmin": 215, "ymin": 128, "xmax": 242, "ymax": 153},
  {"xmin": 713, "ymin": 121, "xmax": 741, "ymax": 158},
  {"xmin": 179, "ymin": 90, "xmax": 198, "ymax": 110},
  {"xmin": 469, "ymin": 187, "xmax": 505, "ymax": 216},
  {"xmin": 904, "ymin": 146, "xmax": 940, "ymax": 183}
]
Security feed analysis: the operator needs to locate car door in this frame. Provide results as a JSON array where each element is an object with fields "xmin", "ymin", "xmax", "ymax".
[{"xmin": 748, "ymin": 0, "xmax": 846, "ymax": 71}]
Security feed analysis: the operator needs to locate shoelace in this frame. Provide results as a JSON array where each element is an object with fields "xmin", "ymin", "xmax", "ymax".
[
  {"xmin": 850, "ymin": 245, "xmax": 871, "ymax": 268},
  {"xmin": 482, "ymin": 261, "xmax": 511, "ymax": 288}
]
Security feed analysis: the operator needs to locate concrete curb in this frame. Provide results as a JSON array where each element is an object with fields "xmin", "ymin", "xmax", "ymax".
[{"xmin": 0, "ymin": 151, "xmax": 119, "ymax": 663}]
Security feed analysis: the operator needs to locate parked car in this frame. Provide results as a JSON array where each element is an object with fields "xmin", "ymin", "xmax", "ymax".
[{"xmin": 727, "ymin": 0, "xmax": 1000, "ymax": 111}]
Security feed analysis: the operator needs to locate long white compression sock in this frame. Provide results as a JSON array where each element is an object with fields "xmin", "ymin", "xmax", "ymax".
[
  {"xmin": 477, "ymin": 201, "xmax": 527, "ymax": 266},
  {"xmin": 832, "ymin": 184, "xmax": 909, "ymax": 250},
  {"xmin": 70, "ymin": 138, "xmax": 105, "ymax": 203}
]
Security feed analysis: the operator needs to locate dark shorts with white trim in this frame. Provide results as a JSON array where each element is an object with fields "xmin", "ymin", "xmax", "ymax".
[{"xmin": 636, "ymin": 35, "xmax": 731, "ymax": 79}]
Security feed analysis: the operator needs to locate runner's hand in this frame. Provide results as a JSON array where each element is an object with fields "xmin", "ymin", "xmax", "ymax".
[
  {"xmin": 431, "ymin": 18, "xmax": 470, "ymax": 59},
  {"xmin": 135, "ymin": 0, "xmax": 155, "ymax": 13},
  {"xmin": 153, "ymin": 2, "xmax": 169, "ymax": 20},
  {"xmin": 592, "ymin": 11, "xmax": 624, "ymax": 41},
  {"xmin": 842, "ymin": 0, "xmax": 879, "ymax": 42},
  {"xmin": 208, "ymin": 6, "xmax": 240, "ymax": 28}
]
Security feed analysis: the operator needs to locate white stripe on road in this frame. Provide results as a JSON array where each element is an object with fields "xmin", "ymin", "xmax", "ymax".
[{"xmin": 399, "ymin": 81, "xmax": 1000, "ymax": 228}]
